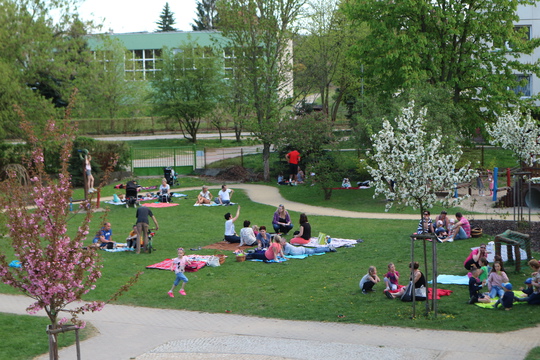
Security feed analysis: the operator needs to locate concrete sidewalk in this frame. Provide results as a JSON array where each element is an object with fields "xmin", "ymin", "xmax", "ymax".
[{"xmin": 0, "ymin": 294, "xmax": 537, "ymax": 360}]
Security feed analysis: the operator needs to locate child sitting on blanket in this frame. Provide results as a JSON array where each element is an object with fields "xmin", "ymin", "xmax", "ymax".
[
  {"xmin": 468, "ymin": 268, "xmax": 491, "ymax": 304},
  {"xmin": 383, "ymin": 263, "xmax": 400, "ymax": 291},
  {"xmin": 359, "ymin": 266, "xmax": 381, "ymax": 294},
  {"xmin": 168, "ymin": 247, "xmax": 192, "ymax": 298},
  {"xmin": 126, "ymin": 224, "xmax": 138, "ymax": 248},
  {"xmin": 493, "ymin": 283, "xmax": 517, "ymax": 310}
]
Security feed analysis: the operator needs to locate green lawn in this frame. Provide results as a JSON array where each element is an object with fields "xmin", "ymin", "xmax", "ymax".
[
  {"xmin": 0, "ymin": 313, "xmax": 93, "ymax": 360},
  {"xmin": 2, "ymin": 184, "xmax": 538, "ymax": 336}
]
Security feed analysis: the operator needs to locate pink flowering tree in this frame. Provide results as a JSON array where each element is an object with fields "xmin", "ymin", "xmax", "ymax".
[{"xmin": 0, "ymin": 107, "xmax": 138, "ymax": 359}]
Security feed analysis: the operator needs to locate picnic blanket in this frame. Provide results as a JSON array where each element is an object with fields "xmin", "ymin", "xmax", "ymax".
[
  {"xmin": 203, "ymin": 242, "xmax": 255, "ymax": 251},
  {"xmin": 142, "ymin": 203, "xmax": 179, "ymax": 208},
  {"xmin": 146, "ymin": 255, "xmax": 212, "ymax": 272},
  {"xmin": 433, "ymin": 274, "xmax": 470, "ymax": 285},
  {"xmin": 475, "ymin": 291, "xmax": 526, "ymax": 308},
  {"xmin": 172, "ymin": 193, "xmax": 188, "ymax": 198},
  {"xmin": 194, "ymin": 203, "xmax": 221, "ymax": 206},
  {"xmin": 387, "ymin": 287, "xmax": 452, "ymax": 300},
  {"xmin": 249, "ymin": 257, "xmax": 287, "ymax": 263},
  {"xmin": 304, "ymin": 237, "xmax": 358, "ymax": 248},
  {"xmin": 472, "ymin": 243, "xmax": 527, "ymax": 263}
]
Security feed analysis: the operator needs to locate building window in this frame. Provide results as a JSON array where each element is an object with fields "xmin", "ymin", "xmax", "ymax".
[
  {"xmin": 514, "ymin": 25, "xmax": 531, "ymax": 41},
  {"xmin": 512, "ymin": 75, "xmax": 531, "ymax": 97}
]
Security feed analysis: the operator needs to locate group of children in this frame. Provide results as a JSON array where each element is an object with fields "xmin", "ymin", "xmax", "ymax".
[
  {"xmin": 359, "ymin": 263, "xmax": 400, "ymax": 295},
  {"xmin": 468, "ymin": 258, "xmax": 540, "ymax": 310},
  {"xmin": 358, "ymin": 256, "xmax": 540, "ymax": 310}
]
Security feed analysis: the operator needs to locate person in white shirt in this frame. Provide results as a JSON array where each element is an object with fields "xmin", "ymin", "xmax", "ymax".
[
  {"xmin": 195, "ymin": 185, "xmax": 213, "ymax": 205},
  {"xmin": 239, "ymin": 220, "xmax": 257, "ymax": 247},
  {"xmin": 215, "ymin": 184, "xmax": 234, "ymax": 205},
  {"xmin": 224, "ymin": 205, "xmax": 241, "ymax": 243}
]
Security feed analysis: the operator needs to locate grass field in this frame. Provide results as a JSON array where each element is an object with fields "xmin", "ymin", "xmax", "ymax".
[
  {"xmin": 2, "ymin": 183, "xmax": 538, "ymax": 334},
  {"xmin": 1, "ymin": 143, "xmax": 537, "ymax": 359}
]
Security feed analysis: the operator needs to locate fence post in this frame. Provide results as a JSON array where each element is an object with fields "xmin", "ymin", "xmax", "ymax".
[
  {"xmin": 241, "ymin": 148, "xmax": 244, "ymax": 168},
  {"xmin": 130, "ymin": 147, "xmax": 134, "ymax": 176},
  {"xmin": 174, "ymin": 148, "xmax": 177, "ymax": 169},
  {"xmin": 193, "ymin": 144, "xmax": 197, "ymax": 171}
]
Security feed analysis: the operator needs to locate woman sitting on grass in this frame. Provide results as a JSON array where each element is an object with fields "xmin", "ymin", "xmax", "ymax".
[
  {"xmin": 290, "ymin": 213, "xmax": 311, "ymax": 245},
  {"xmin": 385, "ymin": 262, "xmax": 426, "ymax": 300},
  {"xmin": 246, "ymin": 235, "xmax": 285, "ymax": 262}
]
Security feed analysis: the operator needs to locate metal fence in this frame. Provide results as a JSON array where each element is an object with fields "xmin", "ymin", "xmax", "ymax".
[
  {"xmin": 130, "ymin": 145, "xmax": 264, "ymax": 176},
  {"xmin": 131, "ymin": 146, "xmax": 201, "ymax": 176}
]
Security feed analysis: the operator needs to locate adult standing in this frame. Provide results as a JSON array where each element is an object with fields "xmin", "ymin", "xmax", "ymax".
[
  {"xmin": 224, "ymin": 205, "xmax": 241, "ymax": 243},
  {"xmin": 85, "ymin": 154, "xmax": 95, "ymax": 193},
  {"xmin": 450, "ymin": 212, "xmax": 471, "ymax": 240},
  {"xmin": 135, "ymin": 206, "xmax": 159, "ymax": 254},
  {"xmin": 286, "ymin": 149, "xmax": 301, "ymax": 186},
  {"xmin": 463, "ymin": 243, "xmax": 488, "ymax": 270},
  {"xmin": 215, "ymin": 184, "xmax": 234, "ymax": 205},
  {"xmin": 272, "ymin": 204, "xmax": 293, "ymax": 235}
]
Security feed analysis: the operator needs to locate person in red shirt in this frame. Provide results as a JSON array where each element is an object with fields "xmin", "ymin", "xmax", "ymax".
[{"xmin": 286, "ymin": 149, "xmax": 301, "ymax": 185}]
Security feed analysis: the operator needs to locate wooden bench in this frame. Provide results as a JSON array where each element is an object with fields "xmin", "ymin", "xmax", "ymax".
[{"xmin": 494, "ymin": 230, "xmax": 532, "ymax": 272}]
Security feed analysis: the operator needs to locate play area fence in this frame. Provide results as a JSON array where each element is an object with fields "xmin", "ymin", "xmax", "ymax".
[
  {"xmin": 130, "ymin": 146, "xmax": 203, "ymax": 176},
  {"xmin": 130, "ymin": 145, "xmax": 264, "ymax": 176}
]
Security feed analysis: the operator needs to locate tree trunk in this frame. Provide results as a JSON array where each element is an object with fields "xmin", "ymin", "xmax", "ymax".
[
  {"xmin": 47, "ymin": 325, "xmax": 59, "ymax": 360},
  {"xmin": 262, "ymin": 142, "xmax": 271, "ymax": 181}
]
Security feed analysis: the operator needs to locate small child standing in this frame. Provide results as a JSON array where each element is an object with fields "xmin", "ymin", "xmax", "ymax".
[
  {"xmin": 359, "ymin": 266, "xmax": 381, "ymax": 294},
  {"xmin": 383, "ymin": 263, "xmax": 400, "ymax": 291},
  {"xmin": 493, "ymin": 283, "xmax": 516, "ymax": 310},
  {"xmin": 168, "ymin": 248, "xmax": 192, "ymax": 298}
]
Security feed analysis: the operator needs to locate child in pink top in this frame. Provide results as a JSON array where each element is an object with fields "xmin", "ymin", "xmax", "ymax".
[{"xmin": 168, "ymin": 248, "xmax": 192, "ymax": 297}]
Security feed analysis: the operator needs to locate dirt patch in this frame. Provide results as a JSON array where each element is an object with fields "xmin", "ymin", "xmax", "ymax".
[{"xmin": 470, "ymin": 219, "xmax": 540, "ymax": 252}]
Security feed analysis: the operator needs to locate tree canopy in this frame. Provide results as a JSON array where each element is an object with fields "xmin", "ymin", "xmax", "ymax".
[
  {"xmin": 156, "ymin": 2, "xmax": 177, "ymax": 32},
  {"xmin": 217, "ymin": 0, "xmax": 305, "ymax": 180},
  {"xmin": 192, "ymin": 0, "xmax": 219, "ymax": 30},
  {"xmin": 150, "ymin": 43, "xmax": 224, "ymax": 143},
  {"xmin": 342, "ymin": 0, "xmax": 540, "ymax": 133}
]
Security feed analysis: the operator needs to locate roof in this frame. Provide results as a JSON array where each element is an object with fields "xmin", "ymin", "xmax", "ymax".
[{"xmin": 86, "ymin": 31, "xmax": 227, "ymax": 50}]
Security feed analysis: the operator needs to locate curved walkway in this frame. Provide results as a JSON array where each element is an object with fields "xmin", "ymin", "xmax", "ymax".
[
  {"xmin": 174, "ymin": 184, "xmax": 537, "ymax": 221},
  {"xmin": 1, "ymin": 184, "xmax": 538, "ymax": 360}
]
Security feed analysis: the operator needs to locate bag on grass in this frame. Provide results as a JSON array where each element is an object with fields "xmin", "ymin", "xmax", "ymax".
[
  {"xmin": 471, "ymin": 227, "xmax": 483, "ymax": 238},
  {"xmin": 207, "ymin": 256, "xmax": 220, "ymax": 267},
  {"xmin": 415, "ymin": 285, "xmax": 427, "ymax": 299},
  {"xmin": 317, "ymin": 232, "xmax": 328, "ymax": 245},
  {"xmin": 400, "ymin": 281, "xmax": 414, "ymax": 302}
]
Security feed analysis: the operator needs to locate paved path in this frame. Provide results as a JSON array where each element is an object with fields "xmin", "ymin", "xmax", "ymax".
[
  {"xmin": 2, "ymin": 184, "xmax": 539, "ymax": 359},
  {"xmin": 0, "ymin": 293, "xmax": 538, "ymax": 360}
]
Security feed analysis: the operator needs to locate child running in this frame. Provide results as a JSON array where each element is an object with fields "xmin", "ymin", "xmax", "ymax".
[{"xmin": 168, "ymin": 247, "xmax": 192, "ymax": 298}]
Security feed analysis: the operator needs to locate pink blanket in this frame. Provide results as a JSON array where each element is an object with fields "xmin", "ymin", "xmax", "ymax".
[{"xmin": 142, "ymin": 203, "xmax": 179, "ymax": 208}]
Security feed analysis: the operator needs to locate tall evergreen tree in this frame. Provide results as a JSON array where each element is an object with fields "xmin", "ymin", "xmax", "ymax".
[
  {"xmin": 192, "ymin": 0, "xmax": 219, "ymax": 30},
  {"xmin": 156, "ymin": 2, "xmax": 177, "ymax": 32}
]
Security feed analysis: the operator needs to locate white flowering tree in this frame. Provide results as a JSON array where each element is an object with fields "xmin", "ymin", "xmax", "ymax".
[
  {"xmin": 367, "ymin": 102, "xmax": 477, "ymax": 216},
  {"xmin": 367, "ymin": 102, "xmax": 476, "ymax": 317},
  {"xmin": 486, "ymin": 108, "xmax": 540, "ymax": 167}
]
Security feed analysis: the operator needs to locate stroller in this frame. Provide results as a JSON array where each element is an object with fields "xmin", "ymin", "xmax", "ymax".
[
  {"xmin": 163, "ymin": 167, "xmax": 179, "ymax": 187},
  {"xmin": 125, "ymin": 181, "xmax": 140, "ymax": 208}
]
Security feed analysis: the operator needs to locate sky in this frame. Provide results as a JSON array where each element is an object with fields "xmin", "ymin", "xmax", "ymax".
[{"xmin": 77, "ymin": 0, "xmax": 198, "ymax": 33}]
